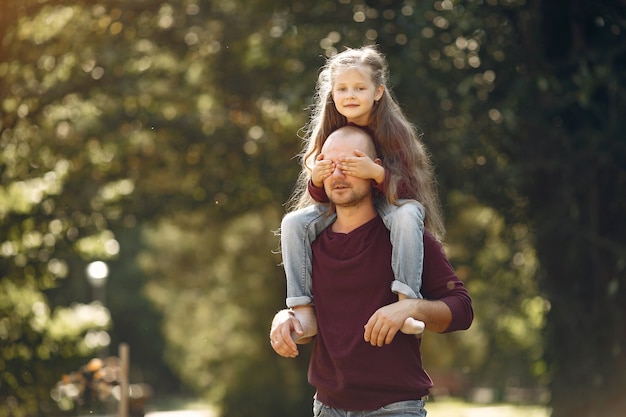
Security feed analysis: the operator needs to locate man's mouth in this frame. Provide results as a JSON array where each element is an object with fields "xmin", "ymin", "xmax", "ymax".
[{"xmin": 332, "ymin": 182, "xmax": 350, "ymax": 190}]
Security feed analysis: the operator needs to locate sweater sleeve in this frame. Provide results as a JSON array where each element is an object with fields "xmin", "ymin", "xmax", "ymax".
[
  {"xmin": 308, "ymin": 180, "xmax": 330, "ymax": 203},
  {"xmin": 421, "ymin": 230, "xmax": 474, "ymax": 332}
]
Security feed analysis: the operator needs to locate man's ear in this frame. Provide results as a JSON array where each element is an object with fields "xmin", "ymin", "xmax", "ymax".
[{"xmin": 374, "ymin": 157, "xmax": 383, "ymax": 166}]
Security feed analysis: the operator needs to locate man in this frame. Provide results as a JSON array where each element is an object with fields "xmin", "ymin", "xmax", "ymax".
[{"xmin": 271, "ymin": 126, "xmax": 473, "ymax": 416}]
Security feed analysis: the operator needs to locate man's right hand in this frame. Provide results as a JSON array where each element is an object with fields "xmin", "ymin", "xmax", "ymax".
[{"xmin": 270, "ymin": 309, "xmax": 302, "ymax": 358}]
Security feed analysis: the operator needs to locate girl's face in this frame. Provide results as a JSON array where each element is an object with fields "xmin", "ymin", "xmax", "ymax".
[{"xmin": 331, "ymin": 67, "xmax": 384, "ymax": 126}]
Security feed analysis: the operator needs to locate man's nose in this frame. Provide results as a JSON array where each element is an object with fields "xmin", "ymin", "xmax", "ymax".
[{"xmin": 331, "ymin": 165, "xmax": 345, "ymax": 178}]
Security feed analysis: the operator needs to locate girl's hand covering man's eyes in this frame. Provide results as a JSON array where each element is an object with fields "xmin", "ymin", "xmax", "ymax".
[
  {"xmin": 311, "ymin": 153, "xmax": 335, "ymax": 187},
  {"xmin": 340, "ymin": 149, "xmax": 385, "ymax": 183}
]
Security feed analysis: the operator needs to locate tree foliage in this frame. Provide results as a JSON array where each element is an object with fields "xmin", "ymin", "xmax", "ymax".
[{"xmin": 1, "ymin": 0, "xmax": 625, "ymax": 416}]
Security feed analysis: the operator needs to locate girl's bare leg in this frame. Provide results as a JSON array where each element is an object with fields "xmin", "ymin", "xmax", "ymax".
[
  {"xmin": 398, "ymin": 293, "xmax": 425, "ymax": 335},
  {"xmin": 290, "ymin": 305, "xmax": 318, "ymax": 344}
]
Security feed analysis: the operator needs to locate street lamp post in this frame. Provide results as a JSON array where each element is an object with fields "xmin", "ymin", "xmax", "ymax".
[
  {"xmin": 86, "ymin": 260, "xmax": 109, "ymax": 305},
  {"xmin": 85, "ymin": 261, "xmax": 110, "ymax": 359}
]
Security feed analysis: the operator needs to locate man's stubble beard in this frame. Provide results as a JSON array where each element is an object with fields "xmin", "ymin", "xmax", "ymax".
[{"xmin": 329, "ymin": 185, "xmax": 372, "ymax": 209}]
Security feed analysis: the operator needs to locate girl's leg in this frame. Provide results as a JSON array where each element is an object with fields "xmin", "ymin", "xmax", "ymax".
[
  {"xmin": 376, "ymin": 199, "xmax": 426, "ymax": 335},
  {"xmin": 398, "ymin": 293, "xmax": 425, "ymax": 335},
  {"xmin": 280, "ymin": 205, "xmax": 335, "ymax": 342},
  {"xmin": 290, "ymin": 305, "xmax": 318, "ymax": 344},
  {"xmin": 377, "ymin": 199, "xmax": 426, "ymax": 299}
]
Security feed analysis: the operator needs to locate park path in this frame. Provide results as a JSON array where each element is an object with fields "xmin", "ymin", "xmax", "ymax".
[{"xmin": 145, "ymin": 409, "xmax": 216, "ymax": 417}]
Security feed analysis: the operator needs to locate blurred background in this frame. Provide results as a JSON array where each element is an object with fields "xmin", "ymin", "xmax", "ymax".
[{"xmin": 1, "ymin": 0, "xmax": 624, "ymax": 416}]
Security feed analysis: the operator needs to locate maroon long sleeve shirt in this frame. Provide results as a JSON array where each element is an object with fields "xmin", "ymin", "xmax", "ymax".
[{"xmin": 309, "ymin": 216, "xmax": 473, "ymax": 410}]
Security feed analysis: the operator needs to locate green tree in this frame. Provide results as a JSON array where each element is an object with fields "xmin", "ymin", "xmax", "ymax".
[
  {"xmin": 0, "ymin": 0, "xmax": 308, "ymax": 414},
  {"xmin": 139, "ymin": 208, "xmax": 314, "ymax": 416},
  {"xmin": 511, "ymin": 2, "xmax": 626, "ymax": 415},
  {"xmin": 405, "ymin": 0, "xmax": 626, "ymax": 414}
]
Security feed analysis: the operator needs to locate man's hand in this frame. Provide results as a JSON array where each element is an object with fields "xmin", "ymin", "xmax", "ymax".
[
  {"xmin": 270, "ymin": 309, "xmax": 302, "ymax": 358},
  {"xmin": 364, "ymin": 298, "xmax": 453, "ymax": 346},
  {"xmin": 364, "ymin": 299, "xmax": 416, "ymax": 347}
]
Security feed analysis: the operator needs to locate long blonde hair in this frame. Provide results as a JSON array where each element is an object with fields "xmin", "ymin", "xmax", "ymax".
[{"xmin": 289, "ymin": 45, "xmax": 445, "ymax": 240}]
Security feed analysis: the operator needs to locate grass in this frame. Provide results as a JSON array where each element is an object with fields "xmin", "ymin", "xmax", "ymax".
[
  {"xmin": 426, "ymin": 399, "xmax": 550, "ymax": 417},
  {"xmin": 144, "ymin": 397, "xmax": 216, "ymax": 412},
  {"xmin": 143, "ymin": 397, "xmax": 550, "ymax": 417}
]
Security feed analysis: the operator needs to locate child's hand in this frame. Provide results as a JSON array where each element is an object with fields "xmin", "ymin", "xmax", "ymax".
[
  {"xmin": 340, "ymin": 150, "xmax": 385, "ymax": 184},
  {"xmin": 311, "ymin": 153, "xmax": 335, "ymax": 187}
]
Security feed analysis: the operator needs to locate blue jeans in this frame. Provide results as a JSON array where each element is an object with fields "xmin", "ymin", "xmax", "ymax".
[
  {"xmin": 280, "ymin": 199, "xmax": 425, "ymax": 308},
  {"xmin": 313, "ymin": 399, "xmax": 427, "ymax": 417}
]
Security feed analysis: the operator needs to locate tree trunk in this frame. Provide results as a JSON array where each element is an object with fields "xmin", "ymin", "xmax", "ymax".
[{"xmin": 527, "ymin": 2, "xmax": 626, "ymax": 415}]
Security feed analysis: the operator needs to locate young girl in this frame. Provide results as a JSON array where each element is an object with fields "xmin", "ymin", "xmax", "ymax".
[{"xmin": 281, "ymin": 46, "xmax": 445, "ymax": 342}]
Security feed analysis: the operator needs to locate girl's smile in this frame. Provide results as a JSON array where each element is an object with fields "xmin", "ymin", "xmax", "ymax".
[{"xmin": 332, "ymin": 67, "xmax": 383, "ymax": 126}]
